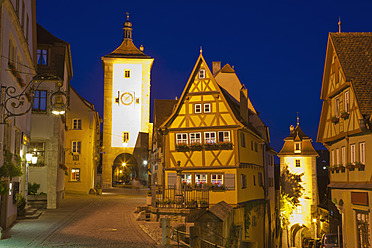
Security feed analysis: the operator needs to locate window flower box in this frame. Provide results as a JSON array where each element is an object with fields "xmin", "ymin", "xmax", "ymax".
[
  {"xmin": 216, "ymin": 141, "xmax": 233, "ymax": 150},
  {"xmin": 175, "ymin": 143, "xmax": 189, "ymax": 151},
  {"xmin": 189, "ymin": 142, "xmax": 203, "ymax": 151},
  {"xmin": 8, "ymin": 61, "xmax": 25, "ymax": 87},
  {"xmin": 336, "ymin": 164, "xmax": 345, "ymax": 173},
  {"xmin": 346, "ymin": 163, "xmax": 355, "ymax": 171},
  {"xmin": 355, "ymin": 162, "xmax": 365, "ymax": 171},
  {"xmin": 331, "ymin": 116, "xmax": 339, "ymax": 124},
  {"xmin": 341, "ymin": 111, "xmax": 349, "ymax": 120},
  {"xmin": 210, "ymin": 183, "xmax": 227, "ymax": 191},
  {"xmin": 204, "ymin": 142, "xmax": 219, "ymax": 150}
]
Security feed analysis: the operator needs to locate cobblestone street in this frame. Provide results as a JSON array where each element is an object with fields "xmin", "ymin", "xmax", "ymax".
[{"xmin": 0, "ymin": 188, "xmax": 159, "ymax": 248}]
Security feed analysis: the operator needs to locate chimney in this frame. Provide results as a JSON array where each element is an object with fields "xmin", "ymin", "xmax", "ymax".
[
  {"xmin": 212, "ymin": 61, "xmax": 221, "ymax": 74},
  {"xmin": 240, "ymin": 85, "xmax": 249, "ymax": 124}
]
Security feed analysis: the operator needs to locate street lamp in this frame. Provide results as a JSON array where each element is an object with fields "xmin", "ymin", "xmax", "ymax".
[{"xmin": 0, "ymin": 73, "xmax": 69, "ymax": 124}]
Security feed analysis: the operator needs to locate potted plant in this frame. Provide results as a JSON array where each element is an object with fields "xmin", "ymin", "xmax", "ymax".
[
  {"xmin": 331, "ymin": 116, "xmax": 339, "ymax": 124},
  {"xmin": 337, "ymin": 164, "xmax": 346, "ymax": 173},
  {"xmin": 341, "ymin": 111, "xmax": 349, "ymax": 119},
  {"xmin": 329, "ymin": 165, "xmax": 336, "ymax": 173}
]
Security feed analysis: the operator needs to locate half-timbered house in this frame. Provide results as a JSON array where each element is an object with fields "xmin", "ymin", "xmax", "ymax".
[
  {"xmin": 158, "ymin": 52, "xmax": 276, "ymax": 247},
  {"xmin": 317, "ymin": 32, "xmax": 372, "ymax": 248}
]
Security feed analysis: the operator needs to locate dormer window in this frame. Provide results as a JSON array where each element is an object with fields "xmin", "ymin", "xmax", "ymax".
[
  {"xmin": 124, "ymin": 70, "xmax": 130, "ymax": 78},
  {"xmin": 294, "ymin": 142, "xmax": 301, "ymax": 153},
  {"xmin": 199, "ymin": 69, "xmax": 205, "ymax": 79}
]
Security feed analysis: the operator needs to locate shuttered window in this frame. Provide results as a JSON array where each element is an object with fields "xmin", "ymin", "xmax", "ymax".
[{"xmin": 225, "ymin": 174, "xmax": 235, "ymax": 190}]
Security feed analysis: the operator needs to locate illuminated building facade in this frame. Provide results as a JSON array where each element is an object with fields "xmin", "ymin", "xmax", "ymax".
[
  {"xmin": 278, "ymin": 121, "xmax": 319, "ymax": 247},
  {"xmin": 101, "ymin": 14, "xmax": 153, "ymax": 188},
  {"xmin": 64, "ymin": 86, "xmax": 101, "ymax": 194},
  {"xmin": 158, "ymin": 53, "xmax": 276, "ymax": 247},
  {"xmin": 317, "ymin": 32, "xmax": 372, "ymax": 248}
]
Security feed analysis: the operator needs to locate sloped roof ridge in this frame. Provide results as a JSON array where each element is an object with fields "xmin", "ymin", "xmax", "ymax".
[
  {"xmin": 37, "ymin": 23, "xmax": 68, "ymax": 45},
  {"xmin": 330, "ymin": 32, "xmax": 372, "ymax": 116},
  {"xmin": 104, "ymin": 39, "xmax": 151, "ymax": 59},
  {"xmin": 70, "ymin": 85, "xmax": 96, "ymax": 112}
]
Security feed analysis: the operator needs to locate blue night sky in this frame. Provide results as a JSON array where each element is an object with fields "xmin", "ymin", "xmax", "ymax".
[{"xmin": 36, "ymin": 1, "xmax": 372, "ymax": 154}]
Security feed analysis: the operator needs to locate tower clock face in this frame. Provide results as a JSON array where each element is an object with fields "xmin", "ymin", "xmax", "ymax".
[{"xmin": 121, "ymin": 92, "xmax": 134, "ymax": 105}]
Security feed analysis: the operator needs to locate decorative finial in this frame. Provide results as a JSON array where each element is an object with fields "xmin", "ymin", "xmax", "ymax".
[
  {"xmin": 338, "ymin": 17, "xmax": 342, "ymax": 33},
  {"xmin": 297, "ymin": 112, "xmax": 299, "ymax": 126},
  {"xmin": 200, "ymin": 46, "xmax": 203, "ymax": 54},
  {"xmin": 126, "ymin": 12, "xmax": 130, "ymax": 21}
]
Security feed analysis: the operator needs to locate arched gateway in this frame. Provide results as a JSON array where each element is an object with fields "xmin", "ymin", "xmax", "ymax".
[{"xmin": 112, "ymin": 153, "xmax": 138, "ymax": 185}]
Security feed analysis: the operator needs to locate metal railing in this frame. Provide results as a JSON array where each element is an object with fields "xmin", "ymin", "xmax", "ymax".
[{"xmin": 155, "ymin": 185, "xmax": 209, "ymax": 209}]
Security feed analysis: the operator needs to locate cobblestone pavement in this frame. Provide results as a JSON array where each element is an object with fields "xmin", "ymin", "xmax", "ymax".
[{"xmin": 0, "ymin": 188, "xmax": 160, "ymax": 248}]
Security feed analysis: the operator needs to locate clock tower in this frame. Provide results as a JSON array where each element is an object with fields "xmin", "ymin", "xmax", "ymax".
[{"xmin": 101, "ymin": 14, "xmax": 154, "ymax": 188}]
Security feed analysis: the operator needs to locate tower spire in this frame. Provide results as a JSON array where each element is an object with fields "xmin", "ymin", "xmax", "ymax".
[
  {"xmin": 123, "ymin": 12, "xmax": 133, "ymax": 41},
  {"xmin": 338, "ymin": 17, "xmax": 342, "ymax": 33}
]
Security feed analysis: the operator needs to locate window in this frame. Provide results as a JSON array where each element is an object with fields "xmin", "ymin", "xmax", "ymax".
[
  {"xmin": 199, "ymin": 69, "xmax": 205, "ymax": 79},
  {"xmin": 33, "ymin": 90, "xmax": 47, "ymax": 111},
  {"xmin": 345, "ymin": 91, "xmax": 350, "ymax": 113},
  {"xmin": 351, "ymin": 144, "xmax": 356, "ymax": 164},
  {"xmin": 240, "ymin": 133, "xmax": 245, "ymax": 147},
  {"xmin": 294, "ymin": 142, "xmax": 301, "ymax": 153},
  {"xmin": 37, "ymin": 49, "xmax": 48, "ymax": 65},
  {"xmin": 258, "ymin": 172, "xmax": 263, "ymax": 186},
  {"xmin": 195, "ymin": 174, "xmax": 207, "ymax": 185},
  {"xmin": 29, "ymin": 142, "xmax": 45, "ymax": 165},
  {"xmin": 181, "ymin": 173, "xmax": 192, "ymax": 184},
  {"xmin": 336, "ymin": 148, "xmax": 340, "ymax": 165},
  {"xmin": 72, "ymin": 119, "xmax": 82, "ymax": 130},
  {"xmin": 190, "ymin": 132, "xmax": 201, "ymax": 144},
  {"xmin": 176, "ymin": 133, "xmax": 188, "ymax": 145},
  {"xmin": 194, "ymin": 104, "xmax": 201, "ymax": 114},
  {"xmin": 296, "ymin": 205, "xmax": 302, "ymax": 214},
  {"xmin": 251, "ymin": 140, "xmax": 254, "ymax": 151},
  {"xmin": 241, "ymin": 174, "xmax": 247, "ymax": 189},
  {"xmin": 71, "ymin": 168, "xmax": 80, "ymax": 181},
  {"xmin": 341, "ymin": 146, "xmax": 346, "ymax": 166},
  {"xmin": 295, "ymin": 159, "xmax": 301, "ymax": 167},
  {"xmin": 331, "ymin": 149, "xmax": 335, "ymax": 165},
  {"xmin": 204, "ymin": 103, "xmax": 211, "ymax": 113},
  {"xmin": 254, "ymin": 142, "xmax": 258, "ymax": 152},
  {"xmin": 72, "ymin": 141, "xmax": 81, "ymax": 154},
  {"xmin": 124, "ymin": 70, "xmax": 130, "ymax": 78},
  {"xmin": 211, "ymin": 174, "xmax": 223, "ymax": 185},
  {"xmin": 218, "ymin": 131, "xmax": 230, "ymax": 142},
  {"xmin": 253, "ymin": 175, "xmax": 256, "ymax": 186},
  {"xmin": 360, "ymin": 142, "xmax": 366, "ymax": 164},
  {"xmin": 123, "ymin": 132, "xmax": 129, "ymax": 143},
  {"xmin": 204, "ymin": 132, "xmax": 216, "ymax": 144},
  {"xmin": 356, "ymin": 210, "xmax": 370, "ymax": 248},
  {"xmin": 335, "ymin": 97, "xmax": 340, "ymax": 117}
]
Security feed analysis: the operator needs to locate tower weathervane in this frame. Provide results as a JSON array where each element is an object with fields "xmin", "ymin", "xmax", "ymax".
[
  {"xmin": 200, "ymin": 46, "xmax": 203, "ymax": 54},
  {"xmin": 297, "ymin": 112, "xmax": 299, "ymax": 126},
  {"xmin": 126, "ymin": 12, "xmax": 130, "ymax": 21},
  {"xmin": 338, "ymin": 17, "xmax": 342, "ymax": 33}
]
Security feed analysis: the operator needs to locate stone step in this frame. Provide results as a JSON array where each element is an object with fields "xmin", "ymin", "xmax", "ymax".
[{"xmin": 17, "ymin": 211, "xmax": 42, "ymax": 220}]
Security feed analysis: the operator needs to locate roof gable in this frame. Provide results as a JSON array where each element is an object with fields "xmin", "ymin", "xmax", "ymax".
[
  {"xmin": 330, "ymin": 32, "xmax": 372, "ymax": 116},
  {"xmin": 160, "ymin": 53, "xmax": 242, "ymax": 130}
]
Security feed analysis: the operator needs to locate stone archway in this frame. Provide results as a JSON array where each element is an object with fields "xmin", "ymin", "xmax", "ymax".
[{"xmin": 112, "ymin": 153, "xmax": 139, "ymax": 186}]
